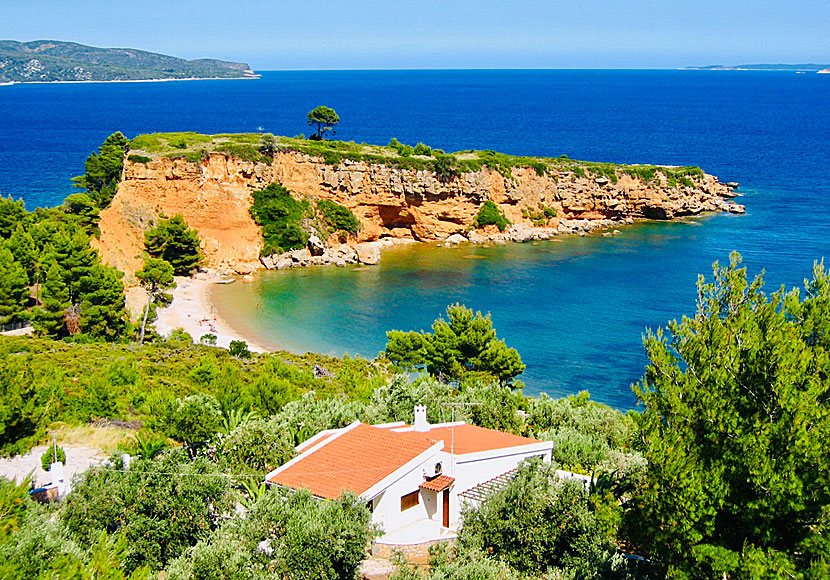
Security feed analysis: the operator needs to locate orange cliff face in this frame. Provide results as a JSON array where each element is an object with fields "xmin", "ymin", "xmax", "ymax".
[{"xmin": 94, "ymin": 150, "xmax": 737, "ymax": 281}]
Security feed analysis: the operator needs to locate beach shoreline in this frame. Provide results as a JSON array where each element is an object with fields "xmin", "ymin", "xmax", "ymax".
[{"xmin": 153, "ymin": 270, "xmax": 271, "ymax": 353}]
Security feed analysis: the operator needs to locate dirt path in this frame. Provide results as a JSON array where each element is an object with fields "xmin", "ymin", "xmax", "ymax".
[{"xmin": 0, "ymin": 445, "xmax": 106, "ymax": 488}]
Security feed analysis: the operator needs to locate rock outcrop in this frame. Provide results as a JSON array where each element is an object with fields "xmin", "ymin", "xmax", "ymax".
[{"xmin": 96, "ymin": 150, "xmax": 740, "ymax": 279}]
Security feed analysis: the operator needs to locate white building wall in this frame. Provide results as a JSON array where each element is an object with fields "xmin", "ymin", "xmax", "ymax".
[
  {"xmin": 366, "ymin": 450, "xmax": 442, "ymax": 535},
  {"xmin": 369, "ymin": 443, "xmax": 552, "ymax": 534},
  {"xmin": 447, "ymin": 444, "xmax": 552, "ymax": 530}
]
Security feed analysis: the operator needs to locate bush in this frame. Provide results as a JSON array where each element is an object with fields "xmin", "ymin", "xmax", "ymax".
[
  {"xmin": 413, "ymin": 142, "xmax": 432, "ymax": 156},
  {"xmin": 218, "ymin": 418, "xmax": 294, "ymax": 473},
  {"xmin": 432, "ymin": 154, "xmax": 459, "ymax": 179},
  {"xmin": 166, "ymin": 488, "xmax": 373, "ymax": 580},
  {"xmin": 474, "ymin": 201, "xmax": 509, "ymax": 231},
  {"xmin": 161, "ymin": 394, "xmax": 222, "ymax": 443},
  {"xmin": 317, "ymin": 199, "xmax": 360, "ymax": 235},
  {"xmin": 458, "ymin": 460, "xmax": 611, "ymax": 575},
  {"xmin": 249, "ymin": 183, "xmax": 312, "ymax": 255},
  {"xmin": 61, "ymin": 450, "xmax": 232, "ymax": 572},
  {"xmin": 229, "ymin": 340, "xmax": 251, "ymax": 359},
  {"xmin": 40, "ymin": 445, "xmax": 66, "ymax": 471},
  {"xmin": 127, "ymin": 154, "xmax": 151, "ymax": 164}
]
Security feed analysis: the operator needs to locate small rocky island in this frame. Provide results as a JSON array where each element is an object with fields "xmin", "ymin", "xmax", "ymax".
[
  {"xmin": 95, "ymin": 132, "xmax": 745, "ymax": 279},
  {"xmin": 0, "ymin": 40, "xmax": 256, "ymax": 83}
]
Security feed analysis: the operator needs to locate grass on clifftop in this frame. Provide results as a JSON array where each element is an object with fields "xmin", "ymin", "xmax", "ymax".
[{"xmin": 128, "ymin": 132, "xmax": 706, "ymax": 185}]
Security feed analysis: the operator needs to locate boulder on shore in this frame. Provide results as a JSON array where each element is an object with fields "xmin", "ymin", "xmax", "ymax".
[
  {"xmin": 356, "ymin": 243, "xmax": 381, "ymax": 265},
  {"xmin": 307, "ymin": 234, "xmax": 326, "ymax": 256}
]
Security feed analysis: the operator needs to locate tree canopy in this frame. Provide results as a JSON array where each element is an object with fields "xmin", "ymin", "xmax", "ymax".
[
  {"xmin": 144, "ymin": 215, "xmax": 204, "ymax": 276},
  {"xmin": 627, "ymin": 252, "xmax": 830, "ymax": 579},
  {"xmin": 385, "ymin": 304, "xmax": 525, "ymax": 384},
  {"xmin": 136, "ymin": 256, "xmax": 175, "ymax": 344},
  {"xmin": 72, "ymin": 132, "xmax": 129, "ymax": 208},
  {"xmin": 306, "ymin": 106, "xmax": 339, "ymax": 140}
]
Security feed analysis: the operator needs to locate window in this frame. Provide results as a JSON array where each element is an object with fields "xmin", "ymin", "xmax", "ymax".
[{"xmin": 400, "ymin": 490, "xmax": 419, "ymax": 511}]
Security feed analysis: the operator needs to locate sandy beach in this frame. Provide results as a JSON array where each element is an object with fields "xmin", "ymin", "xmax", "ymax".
[{"xmin": 153, "ymin": 272, "xmax": 270, "ymax": 353}]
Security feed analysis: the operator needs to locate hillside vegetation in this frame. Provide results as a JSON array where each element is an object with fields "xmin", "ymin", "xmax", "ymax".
[
  {"xmin": 128, "ymin": 131, "xmax": 706, "ymax": 185},
  {"xmin": 0, "ymin": 40, "xmax": 255, "ymax": 83}
]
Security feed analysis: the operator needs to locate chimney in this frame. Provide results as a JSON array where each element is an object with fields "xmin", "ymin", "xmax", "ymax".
[{"xmin": 414, "ymin": 405, "xmax": 429, "ymax": 432}]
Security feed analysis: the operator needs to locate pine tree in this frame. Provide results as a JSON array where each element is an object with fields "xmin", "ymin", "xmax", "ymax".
[
  {"xmin": 6, "ymin": 224, "xmax": 37, "ymax": 283},
  {"xmin": 144, "ymin": 215, "xmax": 204, "ymax": 276},
  {"xmin": 135, "ymin": 257, "xmax": 175, "ymax": 344},
  {"xmin": 33, "ymin": 258, "xmax": 70, "ymax": 337},
  {"xmin": 0, "ymin": 246, "xmax": 28, "ymax": 323},
  {"xmin": 627, "ymin": 253, "xmax": 830, "ymax": 578}
]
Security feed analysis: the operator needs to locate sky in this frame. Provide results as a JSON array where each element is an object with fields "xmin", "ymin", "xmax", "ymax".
[{"xmin": 1, "ymin": 0, "xmax": 828, "ymax": 70}]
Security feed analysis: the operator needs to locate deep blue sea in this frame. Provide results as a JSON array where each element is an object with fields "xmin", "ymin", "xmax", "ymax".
[{"xmin": 1, "ymin": 71, "xmax": 828, "ymax": 408}]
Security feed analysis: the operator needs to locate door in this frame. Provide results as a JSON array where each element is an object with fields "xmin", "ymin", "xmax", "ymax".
[{"xmin": 442, "ymin": 490, "xmax": 450, "ymax": 528}]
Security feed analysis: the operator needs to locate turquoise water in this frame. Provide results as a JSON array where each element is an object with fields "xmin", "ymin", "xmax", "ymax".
[
  {"xmin": 212, "ymin": 214, "xmax": 748, "ymax": 409},
  {"xmin": 2, "ymin": 70, "xmax": 828, "ymax": 408}
]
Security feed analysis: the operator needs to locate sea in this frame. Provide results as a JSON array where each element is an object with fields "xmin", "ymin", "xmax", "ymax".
[{"xmin": 1, "ymin": 70, "xmax": 828, "ymax": 408}]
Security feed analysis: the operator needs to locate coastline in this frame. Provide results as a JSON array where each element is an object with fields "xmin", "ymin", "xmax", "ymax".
[
  {"xmin": 153, "ymin": 271, "xmax": 270, "ymax": 353},
  {"xmin": 0, "ymin": 75, "xmax": 259, "ymax": 87}
]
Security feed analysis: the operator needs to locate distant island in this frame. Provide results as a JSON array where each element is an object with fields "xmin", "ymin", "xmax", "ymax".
[
  {"xmin": 0, "ymin": 40, "xmax": 258, "ymax": 83},
  {"xmin": 685, "ymin": 63, "xmax": 830, "ymax": 72}
]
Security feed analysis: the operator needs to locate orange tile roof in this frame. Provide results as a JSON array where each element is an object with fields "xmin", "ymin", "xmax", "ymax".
[
  {"xmin": 419, "ymin": 475, "xmax": 455, "ymax": 492},
  {"xmin": 422, "ymin": 424, "xmax": 543, "ymax": 455},
  {"xmin": 268, "ymin": 424, "xmax": 437, "ymax": 500},
  {"xmin": 268, "ymin": 422, "xmax": 545, "ymax": 499}
]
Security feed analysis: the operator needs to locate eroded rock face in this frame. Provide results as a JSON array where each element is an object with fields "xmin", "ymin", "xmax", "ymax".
[{"xmin": 97, "ymin": 151, "xmax": 735, "ymax": 279}]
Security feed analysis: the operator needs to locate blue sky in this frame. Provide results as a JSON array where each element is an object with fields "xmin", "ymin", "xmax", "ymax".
[{"xmin": 2, "ymin": 0, "xmax": 827, "ymax": 69}]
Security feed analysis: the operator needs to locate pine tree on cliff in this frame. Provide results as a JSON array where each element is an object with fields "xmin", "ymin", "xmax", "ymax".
[
  {"xmin": 72, "ymin": 132, "xmax": 129, "ymax": 209},
  {"xmin": 307, "ymin": 106, "xmax": 339, "ymax": 140},
  {"xmin": 144, "ymin": 215, "xmax": 204, "ymax": 276}
]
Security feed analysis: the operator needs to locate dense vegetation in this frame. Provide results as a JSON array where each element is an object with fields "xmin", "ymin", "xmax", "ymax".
[
  {"xmin": 249, "ymin": 183, "xmax": 361, "ymax": 255},
  {"xmin": 624, "ymin": 253, "xmax": 830, "ymax": 578},
  {"xmin": 385, "ymin": 304, "xmax": 525, "ymax": 384},
  {"xmin": 127, "ymin": 131, "xmax": 707, "ymax": 189},
  {"xmin": 0, "ymin": 192, "xmax": 128, "ymax": 337},
  {"xmin": 144, "ymin": 215, "xmax": 204, "ymax": 275},
  {"xmin": 474, "ymin": 200, "xmax": 510, "ymax": 231},
  {"xmin": 249, "ymin": 183, "xmax": 313, "ymax": 255},
  {"xmin": 3, "ymin": 254, "xmax": 829, "ymax": 578},
  {"xmin": 0, "ymin": 40, "xmax": 254, "ymax": 83}
]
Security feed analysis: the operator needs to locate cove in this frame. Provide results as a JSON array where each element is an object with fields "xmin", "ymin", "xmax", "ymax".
[{"xmin": 211, "ymin": 214, "xmax": 744, "ymax": 410}]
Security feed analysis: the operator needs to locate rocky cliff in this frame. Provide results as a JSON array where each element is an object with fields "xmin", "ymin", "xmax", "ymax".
[{"xmin": 95, "ymin": 150, "xmax": 742, "ymax": 279}]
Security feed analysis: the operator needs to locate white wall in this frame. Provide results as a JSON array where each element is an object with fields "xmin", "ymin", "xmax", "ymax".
[
  {"xmin": 368, "ymin": 442, "xmax": 551, "ymax": 534},
  {"xmin": 367, "ymin": 449, "xmax": 443, "ymax": 535}
]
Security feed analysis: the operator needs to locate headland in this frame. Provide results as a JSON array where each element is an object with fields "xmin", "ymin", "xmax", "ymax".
[{"xmin": 93, "ymin": 132, "xmax": 744, "ymax": 347}]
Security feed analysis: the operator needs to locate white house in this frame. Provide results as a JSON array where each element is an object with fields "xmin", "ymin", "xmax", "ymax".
[{"xmin": 264, "ymin": 405, "xmax": 553, "ymax": 550}]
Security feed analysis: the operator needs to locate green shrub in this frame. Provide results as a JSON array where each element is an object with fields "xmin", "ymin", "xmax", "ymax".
[
  {"xmin": 413, "ymin": 142, "xmax": 432, "ymax": 156},
  {"xmin": 432, "ymin": 154, "xmax": 459, "ymax": 179},
  {"xmin": 572, "ymin": 166, "xmax": 587, "ymax": 179},
  {"xmin": 161, "ymin": 394, "xmax": 222, "ymax": 443},
  {"xmin": 317, "ymin": 200, "xmax": 360, "ymax": 235},
  {"xmin": 249, "ymin": 183, "xmax": 312, "ymax": 255},
  {"xmin": 229, "ymin": 340, "xmax": 251, "ymax": 359},
  {"xmin": 217, "ymin": 418, "xmax": 294, "ymax": 473},
  {"xmin": 40, "ymin": 445, "xmax": 66, "ymax": 470},
  {"xmin": 127, "ymin": 154, "xmax": 151, "ymax": 164},
  {"xmin": 474, "ymin": 201, "xmax": 509, "ymax": 231},
  {"xmin": 214, "ymin": 143, "xmax": 266, "ymax": 164}
]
